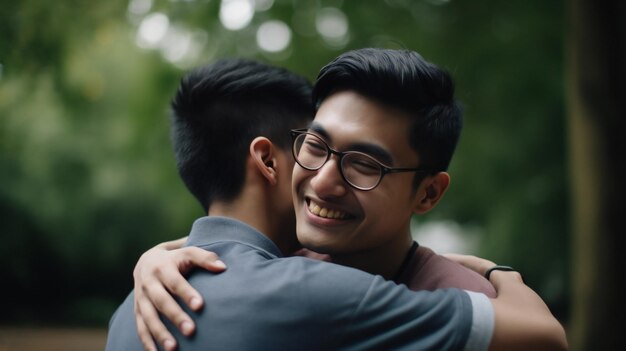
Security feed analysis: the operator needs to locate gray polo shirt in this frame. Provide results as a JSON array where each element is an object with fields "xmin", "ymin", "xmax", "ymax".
[{"xmin": 106, "ymin": 217, "xmax": 493, "ymax": 351}]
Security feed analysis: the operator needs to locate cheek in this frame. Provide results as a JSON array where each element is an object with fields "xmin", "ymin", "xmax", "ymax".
[{"xmin": 361, "ymin": 187, "xmax": 412, "ymax": 216}]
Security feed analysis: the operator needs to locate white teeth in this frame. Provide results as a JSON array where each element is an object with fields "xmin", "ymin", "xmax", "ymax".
[{"xmin": 308, "ymin": 201, "xmax": 347, "ymax": 219}]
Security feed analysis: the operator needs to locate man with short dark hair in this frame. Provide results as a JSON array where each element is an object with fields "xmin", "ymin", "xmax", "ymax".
[
  {"xmin": 292, "ymin": 48, "xmax": 495, "ymax": 292},
  {"xmin": 168, "ymin": 58, "xmax": 313, "ymax": 255}
]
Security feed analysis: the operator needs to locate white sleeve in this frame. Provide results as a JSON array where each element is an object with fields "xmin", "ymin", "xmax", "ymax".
[{"xmin": 462, "ymin": 291, "xmax": 495, "ymax": 351}]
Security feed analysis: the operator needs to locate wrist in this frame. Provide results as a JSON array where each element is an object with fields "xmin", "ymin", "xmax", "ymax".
[{"xmin": 485, "ymin": 265, "xmax": 516, "ymax": 280}]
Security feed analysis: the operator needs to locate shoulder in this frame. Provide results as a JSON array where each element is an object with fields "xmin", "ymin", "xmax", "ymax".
[
  {"xmin": 285, "ymin": 260, "xmax": 480, "ymax": 350},
  {"xmin": 405, "ymin": 246, "xmax": 497, "ymax": 297},
  {"xmin": 105, "ymin": 292, "xmax": 144, "ymax": 351},
  {"xmin": 271, "ymin": 257, "xmax": 379, "ymax": 301}
]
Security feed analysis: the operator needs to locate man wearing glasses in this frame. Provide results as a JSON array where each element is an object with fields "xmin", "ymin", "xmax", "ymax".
[
  {"xmin": 289, "ymin": 48, "xmax": 493, "ymax": 293},
  {"xmin": 118, "ymin": 51, "xmax": 566, "ymax": 350}
]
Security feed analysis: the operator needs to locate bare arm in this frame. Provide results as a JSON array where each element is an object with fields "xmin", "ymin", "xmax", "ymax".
[
  {"xmin": 133, "ymin": 238, "xmax": 226, "ymax": 351},
  {"xmin": 489, "ymin": 271, "xmax": 568, "ymax": 350},
  {"xmin": 445, "ymin": 254, "xmax": 568, "ymax": 351}
]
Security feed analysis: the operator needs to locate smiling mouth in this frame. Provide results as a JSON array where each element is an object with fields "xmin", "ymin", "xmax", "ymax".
[{"xmin": 307, "ymin": 199, "xmax": 352, "ymax": 219}]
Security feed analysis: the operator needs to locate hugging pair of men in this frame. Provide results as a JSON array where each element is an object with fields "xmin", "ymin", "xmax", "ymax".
[{"xmin": 107, "ymin": 48, "xmax": 566, "ymax": 351}]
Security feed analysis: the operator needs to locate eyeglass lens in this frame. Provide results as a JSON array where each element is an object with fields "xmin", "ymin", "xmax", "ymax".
[{"xmin": 293, "ymin": 133, "xmax": 383, "ymax": 189}]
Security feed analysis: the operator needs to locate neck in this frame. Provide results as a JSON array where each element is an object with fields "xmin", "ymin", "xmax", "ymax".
[
  {"xmin": 330, "ymin": 234, "xmax": 414, "ymax": 280},
  {"xmin": 208, "ymin": 184, "xmax": 298, "ymax": 256}
]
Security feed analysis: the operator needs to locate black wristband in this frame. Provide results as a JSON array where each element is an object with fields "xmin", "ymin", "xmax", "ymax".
[{"xmin": 485, "ymin": 265, "xmax": 515, "ymax": 280}]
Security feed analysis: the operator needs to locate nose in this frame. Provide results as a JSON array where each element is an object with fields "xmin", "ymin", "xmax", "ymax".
[{"xmin": 309, "ymin": 156, "xmax": 348, "ymax": 198}]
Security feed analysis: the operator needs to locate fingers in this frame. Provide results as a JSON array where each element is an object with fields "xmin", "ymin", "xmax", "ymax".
[
  {"xmin": 132, "ymin": 244, "xmax": 227, "ymax": 349},
  {"xmin": 161, "ymin": 269, "xmax": 204, "ymax": 312},
  {"xmin": 170, "ymin": 247, "xmax": 226, "ymax": 311},
  {"xmin": 146, "ymin": 272, "xmax": 197, "ymax": 336},
  {"xmin": 135, "ymin": 312, "xmax": 158, "ymax": 351},
  {"xmin": 136, "ymin": 257, "xmax": 197, "ymax": 337},
  {"xmin": 135, "ymin": 292, "xmax": 176, "ymax": 351},
  {"xmin": 180, "ymin": 246, "xmax": 227, "ymax": 273},
  {"xmin": 160, "ymin": 247, "xmax": 225, "ymax": 311}
]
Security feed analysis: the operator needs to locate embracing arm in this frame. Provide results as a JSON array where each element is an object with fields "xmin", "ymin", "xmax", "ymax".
[
  {"xmin": 133, "ymin": 238, "xmax": 226, "ymax": 351},
  {"xmin": 132, "ymin": 242, "xmax": 321, "ymax": 350},
  {"xmin": 489, "ymin": 271, "xmax": 568, "ymax": 351},
  {"xmin": 134, "ymin": 248, "xmax": 567, "ymax": 351},
  {"xmin": 446, "ymin": 254, "xmax": 568, "ymax": 351}
]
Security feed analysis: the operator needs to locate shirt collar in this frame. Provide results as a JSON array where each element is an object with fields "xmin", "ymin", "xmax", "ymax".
[{"xmin": 185, "ymin": 216, "xmax": 284, "ymax": 258}]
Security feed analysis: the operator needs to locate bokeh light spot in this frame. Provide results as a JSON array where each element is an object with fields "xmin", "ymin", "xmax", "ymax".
[
  {"xmin": 315, "ymin": 7, "xmax": 348, "ymax": 40},
  {"xmin": 219, "ymin": 0, "xmax": 254, "ymax": 31},
  {"xmin": 256, "ymin": 20, "xmax": 291, "ymax": 52},
  {"xmin": 136, "ymin": 13, "xmax": 170, "ymax": 48}
]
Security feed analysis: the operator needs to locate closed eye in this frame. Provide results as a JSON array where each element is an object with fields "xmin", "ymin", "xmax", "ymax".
[
  {"xmin": 303, "ymin": 139, "xmax": 327, "ymax": 155},
  {"xmin": 348, "ymin": 155, "xmax": 381, "ymax": 175}
]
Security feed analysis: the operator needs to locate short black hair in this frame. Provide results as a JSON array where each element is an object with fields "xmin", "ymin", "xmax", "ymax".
[
  {"xmin": 171, "ymin": 59, "xmax": 313, "ymax": 211},
  {"xmin": 313, "ymin": 48, "xmax": 462, "ymax": 178}
]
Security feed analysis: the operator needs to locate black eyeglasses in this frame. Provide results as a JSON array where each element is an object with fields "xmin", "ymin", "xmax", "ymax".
[{"xmin": 290, "ymin": 129, "xmax": 431, "ymax": 191}]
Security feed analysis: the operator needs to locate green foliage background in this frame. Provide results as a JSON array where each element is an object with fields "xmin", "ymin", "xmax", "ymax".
[{"xmin": 0, "ymin": 0, "xmax": 568, "ymax": 326}]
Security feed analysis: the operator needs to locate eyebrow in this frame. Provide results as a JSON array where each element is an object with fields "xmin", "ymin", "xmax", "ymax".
[{"xmin": 309, "ymin": 122, "xmax": 395, "ymax": 166}]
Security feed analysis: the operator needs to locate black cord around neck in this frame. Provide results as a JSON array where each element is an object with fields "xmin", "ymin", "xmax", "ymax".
[{"xmin": 393, "ymin": 241, "xmax": 419, "ymax": 282}]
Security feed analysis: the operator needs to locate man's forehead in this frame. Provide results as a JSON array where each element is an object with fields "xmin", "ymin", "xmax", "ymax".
[
  {"xmin": 309, "ymin": 107, "xmax": 410, "ymax": 146},
  {"xmin": 314, "ymin": 90, "xmax": 412, "ymax": 128},
  {"xmin": 310, "ymin": 93, "xmax": 419, "ymax": 166}
]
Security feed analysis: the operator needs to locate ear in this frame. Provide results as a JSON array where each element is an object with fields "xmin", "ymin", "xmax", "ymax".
[
  {"xmin": 413, "ymin": 172, "xmax": 451, "ymax": 215},
  {"xmin": 249, "ymin": 137, "xmax": 278, "ymax": 186}
]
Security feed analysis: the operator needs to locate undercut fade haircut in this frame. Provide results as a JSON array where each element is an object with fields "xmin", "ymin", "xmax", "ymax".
[
  {"xmin": 313, "ymin": 48, "xmax": 463, "ymax": 178},
  {"xmin": 171, "ymin": 59, "xmax": 313, "ymax": 212}
]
